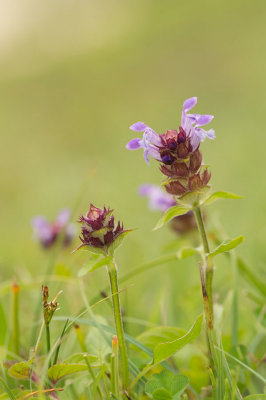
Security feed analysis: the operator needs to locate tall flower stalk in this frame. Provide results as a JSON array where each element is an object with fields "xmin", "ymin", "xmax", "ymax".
[
  {"xmin": 127, "ymin": 97, "xmax": 243, "ymax": 392},
  {"xmin": 75, "ymin": 204, "xmax": 132, "ymax": 391}
]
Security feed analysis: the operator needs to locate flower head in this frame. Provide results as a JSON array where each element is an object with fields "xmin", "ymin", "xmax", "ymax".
[
  {"xmin": 126, "ymin": 97, "xmax": 215, "ymax": 164},
  {"xmin": 32, "ymin": 208, "xmax": 75, "ymax": 249},
  {"xmin": 76, "ymin": 204, "xmax": 130, "ymax": 254},
  {"xmin": 139, "ymin": 184, "xmax": 175, "ymax": 212}
]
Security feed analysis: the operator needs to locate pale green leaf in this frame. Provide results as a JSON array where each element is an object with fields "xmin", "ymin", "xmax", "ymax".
[
  {"xmin": 73, "ymin": 245, "xmax": 106, "ymax": 256},
  {"xmin": 146, "ymin": 370, "xmax": 189, "ymax": 399},
  {"xmin": 108, "ymin": 230, "xmax": 134, "ymax": 255},
  {"xmin": 48, "ymin": 363, "xmax": 88, "ymax": 383},
  {"xmin": 153, "ymin": 315, "xmax": 203, "ymax": 364},
  {"xmin": 8, "ymin": 361, "xmax": 32, "ymax": 380},
  {"xmin": 178, "ymin": 186, "xmax": 211, "ymax": 208},
  {"xmin": 208, "ymin": 236, "xmax": 245, "ymax": 257},
  {"xmin": 177, "ymin": 246, "xmax": 201, "ymax": 259},
  {"xmin": 137, "ymin": 326, "xmax": 186, "ymax": 351},
  {"xmin": 203, "ymin": 191, "xmax": 243, "ymax": 206},
  {"xmin": 244, "ymin": 395, "xmax": 266, "ymax": 400},
  {"xmin": 78, "ymin": 256, "xmax": 112, "ymax": 277},
  {"xmin": 152, "ymin": 388, "xmax": 172, "ymax": 400},
  {"xmin": 154, "ymin": 206, "xmax": 190, "ymax": 231}
]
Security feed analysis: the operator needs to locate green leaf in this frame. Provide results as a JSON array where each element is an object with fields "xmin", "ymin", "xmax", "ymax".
[
  {"xmin": 48, "ymin": 363, "xmax": 88, "ymax": 383},
  {"xmin": 237, "ymin": 258, "xmax": 266, "ymax": 298},
  {"xmin": 153, "ymin": 315, "xmax": 203, "ymax": 364},
  {"xmin": 208, "ymin": 236, "xmax": 245, "ymax": 257},
  {"xmin": 178, "ymin": 186, "xmax": 211, "ymax": 208},
  {"xmin": 78, "ymin": 256, "xmax": 112, "ymax": 277},
  {"xmin": 177, "ymin": 246, "xmax": 201, "ymax": 259},
  {"xmin": 154, "ymin": 206, "xmax": 190, "ymax": 231},
  {"xmin": 0, "ymin": 301, "xmax": 7, "ymax": 346},
  {"xmin": 203, "ymin": 191, "xmax": 243, "ymax": 205},
  {"xmin": 152, "ymin": 388, "xmax": 173, "ymax": 400},
  {"xmin": 137, "ymin": 326, "xmax": 186, "ymax": 351},
  {"xmin": 244, "ymin": 395, "xmax": 266, "ymax": 400},
  {"xmin": 108, "ymin": 230, "xmax": 134, "ymax": 255},
  {"xmin": 145, "ymin": 370, "xmax": 189, "ymax": 399},
  {"xmin": 74, "ymin": 245, "xmax": 106, "ymax": 256},
  {"xmin": 8, "ymin": 361, "xmax": 32, "ymax": 380}
]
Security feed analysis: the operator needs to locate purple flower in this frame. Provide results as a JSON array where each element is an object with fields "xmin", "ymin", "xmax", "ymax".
[
  {"xmin": 126, "ymin": 123, "xmax": 162, "ymax": 164},
  {"xmin": 32, "ymin": 208, "xmax": 75, "ymax": 248},
  {"xmin": 181, "ymin": 97, "xmax": 215, "ymax": 150},
  {"xmin": 139, "ymin": 184, "xmax": 176, "ymax": 212}
]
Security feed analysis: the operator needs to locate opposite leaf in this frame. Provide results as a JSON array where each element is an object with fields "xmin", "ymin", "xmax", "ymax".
[
  {"xmin": 153, "ymin": 314, "xmax": 203, "ymax": 364},
  {"xmin": 203, "ymin": 191, "xmax": 243, "ymax": 206},
  {"xmin": 78, "ymin": 256, "xmax": 113, "ymax": 277},
  {"xmin": 154, "ymin": 206, "xmax": 190, "ymax": 231},
  {"xmin": 208, "ymin": 235, "xmax": 245, "ymax": 257}
]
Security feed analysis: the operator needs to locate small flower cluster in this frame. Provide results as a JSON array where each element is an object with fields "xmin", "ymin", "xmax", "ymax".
[
  {"xmin": 127, "ymin": 97, "xmax": 215, "ymax": 197},
  {"xmin": 77, "ymin": 204, "xmax": 127, "ymax": 253},
  {"xmin": 32, "ymin": 209, "xmax": 75, "ymax": 249}
]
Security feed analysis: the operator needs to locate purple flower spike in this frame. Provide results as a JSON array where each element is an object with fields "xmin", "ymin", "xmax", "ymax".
[
  {"xmin": 32, "ymin": 208, "xmax": 75, "ymax": 249},
  {"xmin": 139, "ymin": 184, "xmax": 176, "ymax": 212},
  {"xmin": 126, "ymin": 123, "xmax": 162, "ymax": 164}
]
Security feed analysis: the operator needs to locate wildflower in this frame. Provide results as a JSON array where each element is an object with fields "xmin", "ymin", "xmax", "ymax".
[
  {"xmin": 139, "ymin": 183, "xmax": 197, "ymax": 234},
  {"xmin": 127, "ymin": 97, "xmax": 215, "ymax": 197},
  {"xmin": 76, "ymin": 204, "xmax": 130, "ymax": 254},
  {"xmin": 139, "ymin": 184, "xmax": 175, "ymax": 212},
  {"xmin": 32, "ymin": 208, "xmax": 75, "ymax": 248}
]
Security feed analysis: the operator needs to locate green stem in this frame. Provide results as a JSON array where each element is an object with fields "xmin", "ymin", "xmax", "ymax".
[
  {"xmin": 193, "ymin": 207, "xmax": 217, "ymax": 370},
  {"xmin": 107, "ymin": 260, "xmax": 129, "ymax": 391},
  {"xmin": 111, "ymin": 336, "xmax": 120, "ymax": 399},
  {"xmin": 12, "ymin": 283, "xmax": 20, "ymax": 355},
  {"xmin": 193, "ymin": 207, "xmax": 214, "ymax": 317},
  {"xmin": 45, "ymin": 325, "xmax": 51, "ymax": 367}
]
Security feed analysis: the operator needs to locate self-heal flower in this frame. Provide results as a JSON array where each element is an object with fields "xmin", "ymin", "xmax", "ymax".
[
  {"xmin": 139, "ymin": 184, "xmax": 175, "ymax": 212},
  {"xmin": 126, "ymin": 122, "xmax": 162, "ymax": 164},
  {"xmin": 32, "ymin": 208, "xmax": 75, "ymax": 249},
  {"xmin": 76, "ymin": 204, "xmax": 131, "ymax": 255},
  {"xmin": 42, "ymin": 285, "xmax": 62, "ymax": 326}
]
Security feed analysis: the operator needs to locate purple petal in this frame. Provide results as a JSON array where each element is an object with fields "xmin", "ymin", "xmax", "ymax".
[
  {"xmin": 205, "ymin": 128, "xmax": 215, "ymax": 139},
  {"xmin": 56, "ymin": 208, "xmax": 70, "ymax": 226},
  {"xmin": 126, "ymin": 138, "xmax": 142, "ymax": 150},
  {"xmin": 195, "ymin": 114, "xmax": 214, "ymax": 126},
  {"xmin": 130, "ymin": 122, "xmax": 149, "ymax": 132},
  {"xmin": 183, "ymin": 97, "xmax": 197, "ymax": 112},
  {"xmin": 139, "ymin": 184, "xmax": 153, "ymax": 196},
  {"xmin": 32, "ymin": 216, "xmax": 53, "ymax": 241}
]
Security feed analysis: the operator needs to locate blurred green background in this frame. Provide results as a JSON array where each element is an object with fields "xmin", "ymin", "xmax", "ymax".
[{"xmin": 0, "ymin": 0, "xmax": 265, "ymax": 346}]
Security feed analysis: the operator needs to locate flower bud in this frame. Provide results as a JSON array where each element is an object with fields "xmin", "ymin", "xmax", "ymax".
[{"xmin": 76, "ymin": 204, "xmax": 130, "ymax": 255}]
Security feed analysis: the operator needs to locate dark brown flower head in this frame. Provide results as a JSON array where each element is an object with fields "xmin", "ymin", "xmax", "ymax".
[
  {"xmin": 77, "ymin": 204, "xmax": 129, "ymax": 254},
  {"xmin": 159, "ymin": 127, "xmax": 194, "ymax": 165},
  {"xmin": 170, "ymin": 210, "xmax": 197, "ymax": 235}
]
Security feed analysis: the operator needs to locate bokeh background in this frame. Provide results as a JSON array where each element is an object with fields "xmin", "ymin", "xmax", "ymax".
[{"xmin": 0, "ymin": 0, "xmax": 265, "ymax": 357}]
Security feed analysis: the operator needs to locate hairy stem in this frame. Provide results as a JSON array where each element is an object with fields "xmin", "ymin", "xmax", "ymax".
[{"xmin": 107, "ymin": 260, "xmax": 129, "ymax": 391}]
